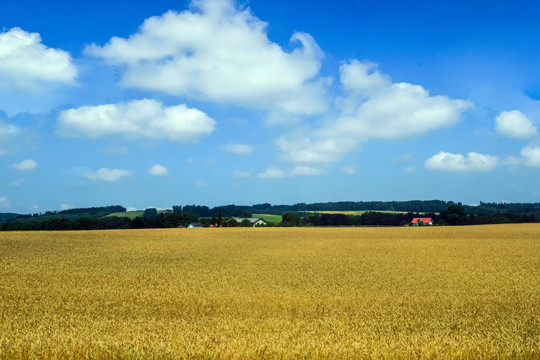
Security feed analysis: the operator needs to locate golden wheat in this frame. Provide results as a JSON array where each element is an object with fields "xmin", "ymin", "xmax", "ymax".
[{"xmin": 0, "ymin": 224, "xmax": 538, "ymax": 359}]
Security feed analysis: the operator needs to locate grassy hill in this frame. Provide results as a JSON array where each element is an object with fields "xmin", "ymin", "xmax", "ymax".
[
  {"xmin": 105, "ymin": 211, "xmax": 144, "ymax": 219},
  {"xmin": 252, "ymin": 214, "xmax": 282, "ymax": 223}
]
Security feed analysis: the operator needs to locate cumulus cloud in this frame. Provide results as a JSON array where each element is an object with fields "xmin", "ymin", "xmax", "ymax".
[
  {"xmin": 0, "ymin": 27, "xmax": 77, "ymax": 90},
  {"xmin": 12, "ymin": 159, "xmax": 38, "ymax": 171},
  {"xmin": 330, "ymin": 60, "xmax": 473, "ymax": 140},
  {"xmin": 60, "ymin": 204, "xmax": 75, "ymax": 210},
  {"xmin": 85, "ymin": 0, "xmax": 326, "ymax": 115},
  {"xmin": 149, "ymin": 164, "xmax": 169, "ymax": 176},
  {"xmin": 257, "ymin": 167, "xmax": 285, "ymax": 179},
  {"xmin": 424, "ymin": 151, "xmax": 497, "ymax": 172},
  {"xmin": 0, "ymin": 196, "xmax": 9, "ymax": 208},
  {"xmin": 495, "ymin": 110, "xmax": 537, "ymax": 138},
  {"xmin": 57, "ymin": 99, "xmax": 216, "ymax": 142},
  {"xmin": 503, "ymin": 155, "xmax": 521, "ymax": 166},
  {"xmin": 276, "ymin": 132, "xmax": 358, "ymax": 163},
  {"xmin": 340, "ymin": 61, "xmax": 391, "ymax": 97},
  {"xmin": 291, "ymin": 166, "xmax": 325, "ymax": 176},
  {"xmin": 521, "ymin": 146, "xmax": 540, "ymax": 167},
  {"xmin": 277, "ymin": 60, "xmax": 472, "ymax": 163},
  {"xmin": 223, "ymin": 143, "xmax": 253, "ymax": 155},
  {"xmin": 85, "ymin": 168, "xmax": 130, "ymax": 182}
]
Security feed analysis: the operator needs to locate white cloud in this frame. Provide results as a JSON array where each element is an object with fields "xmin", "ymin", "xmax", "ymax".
[
  {"xmin": 425, "ymin": 151, "xmax": 497, "ymax": 172},
  {"xmin": 495, "ymin": 110, "xmax": 537, "ymax": 138},
  {"xmin": 329, "ymin": 60, "xmax": 473, "ymax": 140},
  {"xmin": 257, "ymin": 167, "xmax": 285, "ymax": 179},
  {"xmin": 503, "ymin": 156, "xmax": 521, "ymax": 166},
  {"xmin": 12, "ymin": 159, "xmax": 38, "ymax": 171},
  {"xmin": 223, "ymin": 143, "xmax": 253, "ymax": 155},
  {"xmin": 343, "ymin": 166, "xmax": 356, "ymax": 175},
  {"xmin": 0, "ymin": 119, "xmax": 19, "ymax": 138},
  {"xmin": 277, "ymin": 132, "xmax": 358, "ymax": 163},
  {"xmin": 0, "ymin": 196, "xmax": 9, "ymax": 208},
  {"xmin": 9, "ymin": 179, "xmax": 25, "ymax": 187},
  {"xmin": 291, "ymin": 166, "xmax": 325, "ymax": 176},
  {"xmin": 0, "ymin": 27, "xmax": 76, "ymax": 91},
  {"xmin": 60, "ymin": 204, "xmax": 75, "ymax": 210},
  {"xmin": 85, "ymin": 168, "xmax": 130, "ymax": 182},
  {"xmin": 57, "ymin": 99, "xmax": 216, "ymax": 142},
  {"xmin": 149, "ymin": 164, "xmax": 169, "ymax": 176},
  {"xmin": 85, "ymin": 0, "xmax": 327, "ymax": 115},
  {"xmin": 521, "ymin": 146, "xmax": 540, "ymax": 168},
  {"xmin": 340, "ymin": 61, "xmax": 391, "ymax": 97},
  {"xmin": 0, "ymin": 119, "xmax": 20, "ymax": 155},
  {"xmin": 277, "ymin": 60, "xmax": 472, "ymax": 164}
]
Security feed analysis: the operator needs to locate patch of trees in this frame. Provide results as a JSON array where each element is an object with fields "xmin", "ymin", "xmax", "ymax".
[
  {"xmin": 173, "ymin": 201, "xmax": 540, "ymax": 218},
  {"xmin": 178, "ymin": 205, "xmax": 252, "ymax": 218},
  {"xmin": 1, "ymin": 211, "xmax": 200, "ymax": 231},
  {"xmin": 280, "ymin": 204, "xmax": 536, "ymax": 227},
  {"xmin": 463, "ymin": 202, "xmax": 540, "ymax": 217},
  {"xmin": 2, "ymin": 205, "xmax": 126, "ymax": 224},
  {"xmin": 299, "ymin": 212, "xmax": 424, "ymax": 227},
  {"xmin": 440, "ymin": 203, "xmax": 536, "ymax": 225},
  {"xmin": 56, "ymin": 205, "xmax": 126, "ymax": 216},
  {"xmin": 2, "ymin": 216, "xmax": 132, "ymax": 231},
  {"xmin": 0, "ymin": 213, "xmax": 19, "ymax": 223}
]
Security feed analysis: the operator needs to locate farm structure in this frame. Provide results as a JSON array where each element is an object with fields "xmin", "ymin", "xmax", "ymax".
[
  {"xmin": 232, "ymin": 217, "xmax": 268, "ymax": 227},
  {"xmin": 411, "ymin": 217, "xmax": 433, "ymax": 226}
]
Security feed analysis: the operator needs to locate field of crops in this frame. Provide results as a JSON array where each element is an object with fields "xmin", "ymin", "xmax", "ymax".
[{"xmin": 0, "ymin": 225, "xmax": 538, "ymax": 359}]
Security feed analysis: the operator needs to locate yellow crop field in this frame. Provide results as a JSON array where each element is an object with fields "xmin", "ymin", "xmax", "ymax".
[{"xmin": 0, "ymin": 225, "xmax": 539, "ymax": 359}]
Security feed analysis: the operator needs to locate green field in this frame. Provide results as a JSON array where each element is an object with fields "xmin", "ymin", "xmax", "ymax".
[
  {"xmin": 252, "ymin": 213, "xmax": 282, "ymax": 223},
  {"xmin": 105, "ymin": 210, "xmax": 173, "ymax": 219},
  {"xmin": 105, "ymin": 211, "xmax": 143, "ymax": 218}
]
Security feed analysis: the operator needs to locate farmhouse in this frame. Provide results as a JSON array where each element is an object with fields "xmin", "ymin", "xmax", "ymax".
[
  {"xmin": 411, "ymin": 217, "xmax": 433, "ymax": 226},
  {"xmin": 187, "ymin": 222, "xmax": 204, "ymax": 228},
  {"xmin": 232, "ymin": 217, "xmax": 268, "ymax": 227}
]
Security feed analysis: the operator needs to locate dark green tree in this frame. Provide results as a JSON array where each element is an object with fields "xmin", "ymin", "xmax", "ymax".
[
  {"xmin": 281, "ymin": 212, "xmax": 302, "ymax": 227},
  {"xmin": 217, "ymin": 211, "xmax": 223, "ymax": 227},
  {"xmin": 143, "ymin": 208, "xmax": 158, "ymax": 218},
  {"xmin": 441, "ymin": 203, "xmax": 467, "ymax": 225}
]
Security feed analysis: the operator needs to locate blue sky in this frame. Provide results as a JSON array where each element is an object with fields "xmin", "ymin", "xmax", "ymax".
[{"xmin": 1, "ymin": 0, "xmax": 539, "ymax": 213}]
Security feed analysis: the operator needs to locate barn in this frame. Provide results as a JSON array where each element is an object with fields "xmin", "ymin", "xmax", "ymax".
[{"xmin": 411, "ymin": 217, "xmax": 433, "ymax": 226}]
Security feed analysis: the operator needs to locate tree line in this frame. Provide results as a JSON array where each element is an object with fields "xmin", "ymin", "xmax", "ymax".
[
  {"xmin": 1, "ymin": 204, "xmax": 536, "ymax": 231},
  {"xmin": 1, "ymin": 211, "xmax": 194, "ymax": 231},
  {"xmin": 175, "ymin": 201, "xmax": 540, "ymax": 218},
  {"xmin": 280, "ymin": 204, "xmax": 536, "ymax": 227}
]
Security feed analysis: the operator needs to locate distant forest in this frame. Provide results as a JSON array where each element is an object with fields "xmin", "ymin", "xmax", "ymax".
[
  {"xmin": 180, "ymin": 200, "xmax": 540, "ymax": 217},
  {"xmin": 0, "ymin": 201, "xmax": 538, "ymax": 231}
]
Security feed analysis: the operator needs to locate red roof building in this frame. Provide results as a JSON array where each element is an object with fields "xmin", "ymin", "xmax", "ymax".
[{"xmin": 411, "ymin": 217, "xmax": 433, "ymax": 226}]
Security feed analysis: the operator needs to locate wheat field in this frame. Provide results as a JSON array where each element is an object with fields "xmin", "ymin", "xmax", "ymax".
[{"xmin": 0, "ymin": 225, "xmax": 538, "ymax": 359}]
